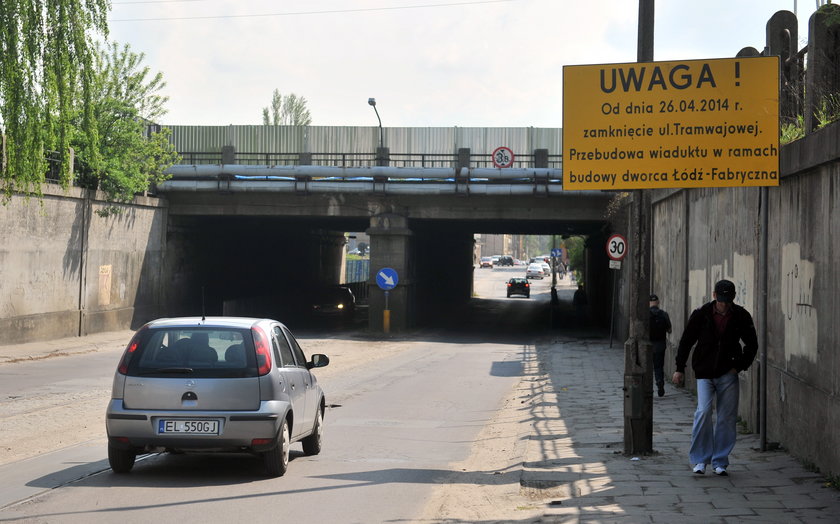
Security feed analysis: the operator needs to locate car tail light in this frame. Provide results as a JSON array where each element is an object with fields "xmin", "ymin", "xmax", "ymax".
[
  {"xmin": 117, "ymin": 327, "xmax": 146, "ymax": 375},
  {"xmin": 525, "ymin": 283, "xmax": 530, "ymax": 287},
  {"xmin": 506, "ymin": 283, "xmax": 511, "ymax": 287},
  {"xmin": 251, "ymin": 326, "xmax": 272, "ymax": 376},
  {"xmin": 251, "ymin": 438, "xmax": 273, "ymax": 446}
]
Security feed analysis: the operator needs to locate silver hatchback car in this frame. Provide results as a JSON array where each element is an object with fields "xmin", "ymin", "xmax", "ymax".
[{"xmin": 105, "ymin": 317, "xmax": 329, "ymax": 477}]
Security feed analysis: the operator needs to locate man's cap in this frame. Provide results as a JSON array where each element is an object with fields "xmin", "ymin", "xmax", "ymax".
[
  {"xmin": 714, "ymin": 279, "xmax": 736, "ymax": 303},
  {"xmin": 649, "ymin": 294, "xmax": 659, "ymax": 301}
]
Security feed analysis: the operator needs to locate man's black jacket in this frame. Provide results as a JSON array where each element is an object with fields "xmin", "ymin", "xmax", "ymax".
[{"xmin": 676, "ymin": 301, "xmax": 758, "ymax": 379}]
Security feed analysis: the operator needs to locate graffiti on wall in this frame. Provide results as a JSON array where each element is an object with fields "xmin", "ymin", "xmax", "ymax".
[
  {"xmin": 689, "ymin": 253, "xmax": 755, "ymax": 313},
  {"xmin": 98, "ymin": 265, "xmax": 112, "ymax": 306},
  {"xmin": 781, "ymin": 243, "xmax": 818, "ymax": 363},
  {"xmin": 688, "ymin": 269, "xmax": 707, "ymax": 309},
  {"xmin": 711, "ymin": 253, "xmax": 755, "ymax": 314}
]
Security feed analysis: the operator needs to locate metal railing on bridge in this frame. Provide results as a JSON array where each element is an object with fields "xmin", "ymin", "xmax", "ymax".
[
  {"xmin": 176, "ymin": 151, "xmax": 563, "ymax": 170},
  {"xmin": 159, "ymin": 164, "xmax": 567, "ymax": 196}
]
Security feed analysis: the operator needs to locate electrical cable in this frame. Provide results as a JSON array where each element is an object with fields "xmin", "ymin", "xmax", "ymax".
[{"xmin": 110, "ymin": 0, "xmax": 520, "ymax": 22}]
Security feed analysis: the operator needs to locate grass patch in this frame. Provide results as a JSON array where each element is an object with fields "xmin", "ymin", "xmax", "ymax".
[
  {"xmin": 824, "ymin": 473, "xmax": 840, "ymax": 490},
  {"xmin": 798, "ymin": 459, "xmax": 840, "ymax": 491}
]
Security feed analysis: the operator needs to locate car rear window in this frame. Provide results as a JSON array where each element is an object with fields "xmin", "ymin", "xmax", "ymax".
[{"xmin": 125, "ymin": 327, "xmax": 259, "ymax": 378}]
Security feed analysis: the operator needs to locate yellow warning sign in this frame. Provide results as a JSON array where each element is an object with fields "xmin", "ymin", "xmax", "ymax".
[{"xmin": 562, "ymin": 57, "xmax": 779, "ymax": 190}]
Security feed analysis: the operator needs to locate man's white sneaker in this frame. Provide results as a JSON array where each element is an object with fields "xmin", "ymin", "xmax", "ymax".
[
  {"xmin": 693, "ymin": 463, "xmax": 706, "ymax": 474},
  {"xmin": 714, "ymin": 467, "xmax": 728, "ymax": 476}
]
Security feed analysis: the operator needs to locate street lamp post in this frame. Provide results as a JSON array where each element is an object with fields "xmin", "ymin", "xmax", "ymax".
[
  {"xmin": 368, "ymin": 97, "xmax": 387, "ymax": 166},
  {"xmin": 368, "ymin": 98, "xmax": 383, "ymax": 149}
]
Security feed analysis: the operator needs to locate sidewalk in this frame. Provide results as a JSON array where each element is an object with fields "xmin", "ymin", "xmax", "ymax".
[{"xmin": 523, "ymin": 335, "xmax": 840, "ymax": 523}]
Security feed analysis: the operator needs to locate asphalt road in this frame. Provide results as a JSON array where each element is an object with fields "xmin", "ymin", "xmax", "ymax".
[{"xmin": 1, "ymin": 340, "xmax": 525, "ymax": 523}]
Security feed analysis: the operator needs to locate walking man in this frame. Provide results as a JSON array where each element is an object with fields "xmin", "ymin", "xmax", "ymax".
[
  {"xmin": 672, "ymin": 279, "xmax": 758, "ymax": 476},
  {"xmin": 649, "ymin": 294, "xmax": 672, "ymax": 397}
]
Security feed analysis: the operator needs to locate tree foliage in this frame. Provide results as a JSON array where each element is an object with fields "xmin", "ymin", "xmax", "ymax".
[
  {"xmin": 71, "ymin": 41, "xmax": 178, "ymax": 207},
  {"xmin": 261, "ymin": 89, "xmax": 312, "ymax": 126},
  {"xmin": 0, "ymin": 0, "xmax": 109, "ymax": 199},
  {"xmin": 565, "ymin": 236, "xmax": 586, "ymax": 280},
  {"xmin": 96, "ymin": 41, "xmax": 169, "ymax": 123}
]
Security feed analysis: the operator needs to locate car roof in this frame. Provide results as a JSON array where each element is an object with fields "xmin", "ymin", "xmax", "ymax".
[{"xmin": 143, "ymin": 317, "xmax": 273, "ymax": 330}]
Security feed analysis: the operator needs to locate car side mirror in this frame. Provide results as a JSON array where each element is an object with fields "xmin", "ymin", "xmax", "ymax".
[{"xmin": 307, "ymin": 353, "xmax": 330, "ymax": 369}]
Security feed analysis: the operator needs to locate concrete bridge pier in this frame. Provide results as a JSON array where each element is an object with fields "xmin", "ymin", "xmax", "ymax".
[
  {"xmin": 309, "ymin": 229, "xmax": 348, "ymax": 284},
  {"xmin": 367, "ymin": 214, "xmax": 413, "ymax": 332}
]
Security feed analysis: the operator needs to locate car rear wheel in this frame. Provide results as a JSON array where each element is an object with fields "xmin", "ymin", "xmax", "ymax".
[
  {"xmin": 263, "ymin": 418, "xmax": 290, "ymax": 477},
  {"xmin": 301, "ymin": 405, "xmax": 323, "ymax": 456},
  {"xmin": 108, "ymin": 444, "xmax": 136, "ymax": 473}
]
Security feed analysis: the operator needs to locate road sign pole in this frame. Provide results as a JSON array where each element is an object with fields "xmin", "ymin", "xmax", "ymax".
[
  {"xmin": 605, "ymin": 236, "xmax": 626, "ymax": 350},
  {"xmin": 383, "ymin": 290, "xmax": 391, "ymax": 334},
  {"xmin": 623, "ymin": 0, "xmax": 655, "ymax": 456},
  {"xmin": 610, "ymin": 268, "xmax": 618, "ymax": 348},
  {"xmin": 376, "ymin": 268, "xmax": 398, "ymax": 334}
]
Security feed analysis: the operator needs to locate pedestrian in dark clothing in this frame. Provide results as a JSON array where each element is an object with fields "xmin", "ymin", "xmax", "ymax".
[
  {"xmin": 672, "ymin": 279, "xmax": 758, "ymax": 476},
  {"xmin": 649, "ymin": 294, "xmax": 672, "ymax": 397}
]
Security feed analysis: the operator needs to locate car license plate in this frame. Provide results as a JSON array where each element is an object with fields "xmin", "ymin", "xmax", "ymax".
[{"xmin": 158, "ymin": 419, "xmax": 219, "ymax": 435}]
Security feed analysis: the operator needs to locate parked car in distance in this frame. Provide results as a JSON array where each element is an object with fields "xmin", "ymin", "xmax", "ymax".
[
  {"xmin": 491, "ymin": 255, "xmax": 501, "ymax": 265},
  {"xmin": 506, "ymin": 277, "xmax": 530, "ymax": 298},
  {"xmin": 526, "ymin": 263, "xmax": 545, "ymax": 279},
  {"xmin": 479, "ymin": 256, "xmax": 494, "ymax": 268},
  {"xmin": 105, "ymin": 316, "xmax": 330, "ymax": 477}
]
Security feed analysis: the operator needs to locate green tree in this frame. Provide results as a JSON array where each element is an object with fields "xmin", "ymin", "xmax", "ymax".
[
  {"xmin": 565, "ymin": 236, "xmax": 586, "ymax": 282},
  {"xmin": 261, "ymin": 89, "xmax": 312, "ymax": 126},
  {"xmin": 0, "ymin": 0, "xmax": 109, "ymax": 199},
  {"xmin": 96, "ymin": 42, "xmax": 168, "ymax": 123},
  {"xmin": 71, "ymin": 42, "xmax": 178, "ymax": 208}
]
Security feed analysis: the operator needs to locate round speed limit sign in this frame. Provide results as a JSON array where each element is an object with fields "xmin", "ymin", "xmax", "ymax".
[
  {"xmin": 606, "ymin": 234, "xmax": 627, "ymax": 261},
  {"xmin": 491, "ymin": 146, "xmax": 515, "ymax": 168}
]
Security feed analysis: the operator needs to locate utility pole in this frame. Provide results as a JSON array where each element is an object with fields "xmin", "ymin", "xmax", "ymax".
[{"xmin": 623, "ymin": 0, "xmax": 654, "ymax": 455}]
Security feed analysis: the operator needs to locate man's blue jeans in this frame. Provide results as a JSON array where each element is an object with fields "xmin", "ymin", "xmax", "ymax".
[{"xmin": 689, "ymin": 372, "xmax": 739, "ymax": 468}]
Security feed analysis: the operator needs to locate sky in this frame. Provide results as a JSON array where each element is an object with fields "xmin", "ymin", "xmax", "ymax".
[{"xmin": 106, "ymin": 0, "xmax": 820, "ymax": 128}]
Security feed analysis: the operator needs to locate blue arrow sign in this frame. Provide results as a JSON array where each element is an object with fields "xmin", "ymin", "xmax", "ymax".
[
  {"xmin": 551, "ymin": 248, "xmax": 563, "ymax": 257},
  {"xmin": 376, "ymin": 267, "xmax": 399, "ymax": 290}
]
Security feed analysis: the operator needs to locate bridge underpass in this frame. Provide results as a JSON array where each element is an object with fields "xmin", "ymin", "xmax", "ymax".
[{"xmin": 161, "ymin": 215, "xmax": 613, "ymax": 336}]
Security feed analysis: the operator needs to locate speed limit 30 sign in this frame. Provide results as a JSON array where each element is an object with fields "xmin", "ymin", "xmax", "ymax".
[{"xmin": 606, "ymin": 234, "xmax": 627, "ymax": 261}]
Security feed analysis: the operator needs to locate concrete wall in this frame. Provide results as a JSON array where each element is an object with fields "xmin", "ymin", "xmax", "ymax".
[
  {"xmin": 0, "ymin": 185, "xmax": 167, "ymax": 344},
  {"xmin": 650, "ymin": 121, "xmax": 840, "ymax": 477}
]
